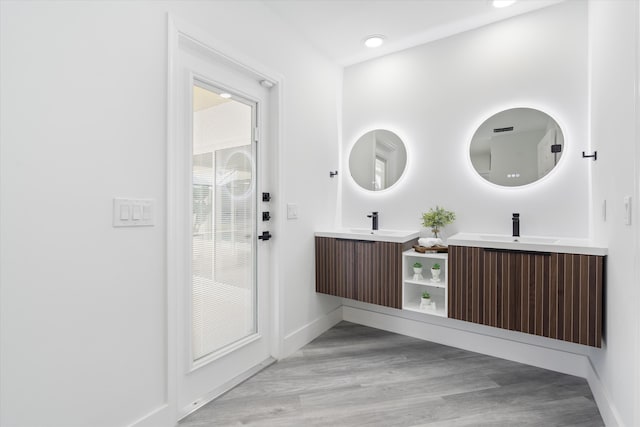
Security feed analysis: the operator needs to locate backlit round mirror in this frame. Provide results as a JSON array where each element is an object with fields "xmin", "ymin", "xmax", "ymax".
[
  {"xmin": 469, "ymin": 108, "xmax": 564, "ymax": 187},
  {"xmin": 349, "ymin": 129, "xmax": 407, "ymax": 191}
]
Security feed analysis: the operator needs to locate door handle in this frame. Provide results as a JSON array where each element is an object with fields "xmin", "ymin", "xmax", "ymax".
[{"xmin": 258, "ymin": 231, "xmax": 272, "ymax": 241}]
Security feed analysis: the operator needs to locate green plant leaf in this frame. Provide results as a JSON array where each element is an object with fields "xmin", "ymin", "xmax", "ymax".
[{"xmin": 421, "ymin": 206, "xmax": 456, "ymax": 237}]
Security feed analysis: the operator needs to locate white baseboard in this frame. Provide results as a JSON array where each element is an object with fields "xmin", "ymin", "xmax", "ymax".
[
  {"xmin": 342, "ymin": 305, "xmax": 619, "ymax": 426},
  {"xmin": 127, "ymin": 404, "xmax": 173, "ymax": 427},
  {"xmin": 585, "ymin": 358, "xmax": 623, "ymax": 427},
  {"xmin": 282, "ymin": 306, "xmax": 343, "ymax": 358}
]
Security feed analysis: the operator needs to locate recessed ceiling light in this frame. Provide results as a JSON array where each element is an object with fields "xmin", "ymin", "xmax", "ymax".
[
  {"xmin": 219, "ymin": 93, "xmax": 232, "ymax": 99},
  {"xmin": 364, "ymin": 35, "xmax": 385, "ymax": 48},
  {"xmin": 492, "ymin": 0, "xmax": 517, "ymax": 8}
]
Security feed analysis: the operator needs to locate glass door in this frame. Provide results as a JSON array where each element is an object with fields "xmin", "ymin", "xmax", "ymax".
[
  {"xmin": 191, "ymin": 81, "xmax": 257, "ymax": 363},
  {"xmin": 172, "ymin": 32, "xmax": 273, "ymax": 418}
]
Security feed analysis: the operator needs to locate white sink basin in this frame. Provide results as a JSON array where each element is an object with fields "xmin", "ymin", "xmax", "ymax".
[
  {"xmin": 480, "ymin": 235, "xmax": 558, "ymax": 244},
  {"xmin": 315, "ymin": 228, "xmax": 420, "ymax": 243},
  {"xmin": 448, "ymin": 232, "xmax": 607, "ymax": 256},
  {"xmin": 349, "ymin": 228, "xmax": 415, "ymax": 237}
]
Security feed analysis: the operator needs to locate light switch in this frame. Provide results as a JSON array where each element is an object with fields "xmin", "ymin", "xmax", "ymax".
[
  {"xmin": 132, "ymin": 204, "xmax": 142, "ymax": 220},
  {"xmin": 114, "ymin": 198, "xmax": 154, "ymax": 227},
  {"xmin": 120, "ymin": 204, "xmax": 130, "ymax": 220},
  {"xmin": 142, "ymin": 203, "xmax": 151, "ymax": 220},
  {"xmin": 624, "ymin": 196, "xmax": 632, "ymax": 225},
  {"xmin": 287, "ymin": 203, "xmax": 298, "ymax": 219}
]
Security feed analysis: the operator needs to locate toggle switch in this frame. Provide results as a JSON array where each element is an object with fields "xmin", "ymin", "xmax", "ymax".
[
  {"xmin": 143, "ymin": 203, "xmax": 151, "ymax": 220},
  {"xmin": 624, "ymin": 196, "xmax": 632, "ymax": 225},
  {"xmin": 287, "ymin": 203, "xmax": 298, "ymax": 219},
  {"xmin": 113, "ymin": 198, "xmax": 155, "ymax": 227},
  {"xmin": 132, "ymin": 204, "xmax": 142, "ymax": 220},
  {"xmin": 120, "ymin": 204, "xmax": 130, "ymax": 220}
]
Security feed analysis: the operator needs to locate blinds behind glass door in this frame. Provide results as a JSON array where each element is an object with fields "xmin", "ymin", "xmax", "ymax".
[{"xmin": 191, "ymin": 83, "xmax": 256, "ymax": 362}]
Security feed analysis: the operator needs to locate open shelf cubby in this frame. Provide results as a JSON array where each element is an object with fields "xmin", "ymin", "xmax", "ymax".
[{"xmin": 402, "ymin": 250, "xmax": 448, "ymax": 318}]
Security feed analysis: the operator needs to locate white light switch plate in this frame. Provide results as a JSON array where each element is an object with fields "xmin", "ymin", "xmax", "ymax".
[
  {"xmin": 113, "ymin": 198, "xmax": 154, "ymax": 227},
  {"xmin": 287, "ymin": 203, "xmax": 299, "ymax": 219},
  {"xmin": 624, "ymin": 196, "xmax": 632, "ymax": 225}
]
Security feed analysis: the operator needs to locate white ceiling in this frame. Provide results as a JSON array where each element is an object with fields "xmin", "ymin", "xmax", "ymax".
[{"xmin": 264, "ymin": 0, "xmax": 564, "ymax": 66}]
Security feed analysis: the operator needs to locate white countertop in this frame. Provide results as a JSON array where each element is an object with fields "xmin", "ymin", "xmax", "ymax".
[
  {"xmin": 447, "ymin": 232, "xmax": 607, "ymax": 256},
  {"xmin": 315, "ymin": 228, "xmax": 420, "ymax": 243}
]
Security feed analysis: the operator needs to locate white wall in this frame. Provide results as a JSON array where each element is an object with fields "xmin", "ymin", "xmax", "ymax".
[
  {"xmin": 340, "ymin": 2, "xmax": 639, "ymax": 425},
  {"xmin": 588, "ymin": 1, "xmax": 640, "ymax": 426},
  {"xmin": 342, "ymin": 1, "xmax": 589, "ymax": 239},
  {"xmin": 0, "ymin": 1, "xmax": 341, "ymax": 426}
]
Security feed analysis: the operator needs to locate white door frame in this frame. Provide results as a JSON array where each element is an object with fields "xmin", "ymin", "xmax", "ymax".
[{"xmin": 166, "ymin": 14, "xmax": 284, "ymax": 424}]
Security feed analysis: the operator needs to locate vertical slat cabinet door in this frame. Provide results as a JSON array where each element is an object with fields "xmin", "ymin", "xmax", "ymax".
[
  {"xmin": 448, "ymin": 245, "xmax": 604, "ymax": 348},
  {"xmin": 334, "ymin": 239, "xmax": 356, "ymax": 300},
  {"xmin": 384, "ymin": 241, "xmax": 404, "ymax": 309},
  {"xmin": 571, "ymin": 253, "xmax": 602, "ymax": 347},
  {"xmin": 507, "ymin": 250, "xmax": 522, "ymax": 332},
  {"xmin": 355, "ymin": 240, "xmax": 375, "ymax": 305},
  {"xmin": 448, "ymin": 246, "xmax": 461, "ymax": 320},
  {"xmin": 355, "ymin": 241, "xmax": 402, "ymax": 309},
  {"xmin": 449, "ymin": 245, "xmax": 476, "ymax": 322},
  {"xmin": 315, "ymin": 237, "xmax": 336, "ymax": 296}
]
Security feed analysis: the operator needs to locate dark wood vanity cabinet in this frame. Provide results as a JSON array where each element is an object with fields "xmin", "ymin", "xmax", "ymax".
[
  {"xmin": 448, "ymin": 245, "xmax": 604, "ymax": 347},
  {"xmin": 315, "ymin": 237, "xmax": 415, "ymax": 309}
]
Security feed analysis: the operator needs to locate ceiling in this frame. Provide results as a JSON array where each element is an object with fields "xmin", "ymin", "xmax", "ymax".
[
  {"xmin": 193, "ymin": 85, "xmax": 230, "ymax": 112},
  {"xmin": 264, "ymin": 0, "xmax": 564, "ymax": 66}
]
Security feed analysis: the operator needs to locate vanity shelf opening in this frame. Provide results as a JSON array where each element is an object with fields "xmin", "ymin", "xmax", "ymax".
[{"xmin": 402, "ymin": 250, "xmax": 448, "ymax": 318}]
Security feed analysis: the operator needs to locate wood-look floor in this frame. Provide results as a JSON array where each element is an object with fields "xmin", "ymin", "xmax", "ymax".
[{"xmin": 180, "ymin": 321, "xmax": 603, "ymax": 427}]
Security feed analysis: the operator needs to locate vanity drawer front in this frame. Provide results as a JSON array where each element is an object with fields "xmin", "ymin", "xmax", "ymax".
[
  {"xmin": 315, "ymin": 237, "xmax": 356, "ymax": 300},
  {"xmin": 448, "ymin": 245, "xmax": 603, "ymax": 347},
  {"xmin": 355, "ymin": 240, "xmax": 403, "ymax": 309},
  {"xmin": 316, "ymin": 237, "xmax": 414, "ymax": 309}
]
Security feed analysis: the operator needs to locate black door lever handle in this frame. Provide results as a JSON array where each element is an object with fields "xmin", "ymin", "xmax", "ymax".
[{"xmin": 258, "ymin": 231, "xmax": 272, "ymax": 241}]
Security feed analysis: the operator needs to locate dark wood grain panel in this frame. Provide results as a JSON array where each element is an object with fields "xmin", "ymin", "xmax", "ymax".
[
  {"xmin": 315, "ymin": 237, "xmax": 416, "ymax": 309},
  {"xmin": 315, "ymin": 236, "xmax": 336, "ymax": 295},
  {"xmin": 315, "ymin": 237, "xmax": 356, "ymax": 299},
  {"xmin": 448, "ymin": 246, "xmax": 604, "ymax": 347},
  {"xmin": 355, "ymin": 241, "xmax": 405, "ymax": 309}
]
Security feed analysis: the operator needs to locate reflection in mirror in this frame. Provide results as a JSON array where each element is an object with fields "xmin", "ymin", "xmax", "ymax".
[
  {"xmin": 349, "ymin": 129, "xmax": 407, "ymax": 191},
  {"xmin": 470, "ymin": 108, "xmax": 564, "ymax": 187}
]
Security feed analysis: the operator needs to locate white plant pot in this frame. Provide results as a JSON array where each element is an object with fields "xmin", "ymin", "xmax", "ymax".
[
  {"xmin": 420, "ymin": 297, "xmax": 431, "ymax": 309},
  {"xmin": 431, "ymin": 268, "xmax": 441, "ymax": 282},
  {"xmin": 413, "ymin": 267, "xmax": 423, "ymax": 280}
]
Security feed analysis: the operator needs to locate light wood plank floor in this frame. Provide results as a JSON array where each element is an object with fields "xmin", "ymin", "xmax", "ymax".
[{"xmin": 180, "ymin": 321, "xmax": 603, "ymax": 426}]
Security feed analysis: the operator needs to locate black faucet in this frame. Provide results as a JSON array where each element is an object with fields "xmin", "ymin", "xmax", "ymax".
[
  {"xmin": 512, "ymin": 213, "xmax": 520, "ymax": 238},
  {"xmin": 367, "ymin": 212, "xmax": 379, "ymax": 231}
]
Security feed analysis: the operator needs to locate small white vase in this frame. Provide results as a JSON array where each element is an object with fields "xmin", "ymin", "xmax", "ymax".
[
  {"xmin": 413, "ymin": 267, "xmax": 423, "ymax": 280},
  {"xmin": 420, "ymin": 297, "xmax": 431, "ymax": 309},
  {"xmin": 431, "ymin": 268, "xmax": 441, "ymax": 282}
]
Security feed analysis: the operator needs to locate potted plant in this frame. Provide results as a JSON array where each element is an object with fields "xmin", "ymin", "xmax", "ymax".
[
  {"xmin": 412, "ymin": 262, "xmax": 423, "ymax": 280},
  {"xmin": 420, "ymin": 291, "xmax": 431, "ymax": 309},
  {"xmin": 431, "ymin": 263, "xmax": 441, "ymax": 282},
  {"xmin": 421, "ymin": 206, "xmax": 456, "ymax": 238}
]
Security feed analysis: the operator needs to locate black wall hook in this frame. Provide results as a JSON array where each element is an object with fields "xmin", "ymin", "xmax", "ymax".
[
  {"xmin": 582, "ymin": 151, "xmax": 597, "ymax": 161},
  {"xmin": 329, "ymin": 171, "xmax": 338, "ymax": 178}
]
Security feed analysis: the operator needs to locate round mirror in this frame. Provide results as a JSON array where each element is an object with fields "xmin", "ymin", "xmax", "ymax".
[
  {"xmin": 349, "ymin": 129, "xmax": 408, "ymax": 191},
  {"xmin": 469, "ymin": 108, "xmax": 564, "ymax": 187}
]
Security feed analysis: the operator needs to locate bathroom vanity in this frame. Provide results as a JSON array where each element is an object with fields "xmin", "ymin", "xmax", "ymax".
[
  {"xmin": 315, "ymin": 229, "xmax": 419, "ymax": 309},
  {"xmin": 314, "ymin": 229, "xmax": 606, "ymax": 348},
  {"xmin": 447, "ymin": 233, "xmax": 607, "ymax": 348}
]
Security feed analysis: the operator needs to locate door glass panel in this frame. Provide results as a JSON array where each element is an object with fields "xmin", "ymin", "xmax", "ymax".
[{"xmin": 191, "ymin": 82, "xmax": 256, "ymax": 362}]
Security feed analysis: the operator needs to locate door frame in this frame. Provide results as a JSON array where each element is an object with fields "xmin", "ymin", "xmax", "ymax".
[{"xmin": 166, "ymin": 14, "xmax": 284, "ymax": 423}]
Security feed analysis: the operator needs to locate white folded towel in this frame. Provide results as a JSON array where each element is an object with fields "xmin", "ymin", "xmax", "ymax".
[{"xmin": 418, "ymin": 237, "xmax": 444, "ymax": 247}]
